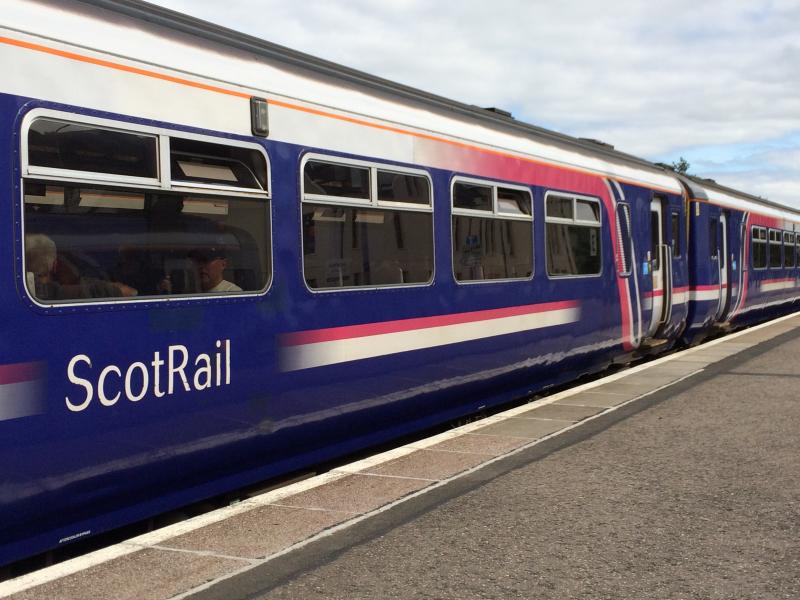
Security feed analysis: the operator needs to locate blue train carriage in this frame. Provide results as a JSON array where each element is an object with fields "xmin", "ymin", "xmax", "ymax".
[
  {"xmin": 677, "ymin": 175, "xmax": 800, "ymax": 344},
  {"xmin": 0, "ymin": 0, "xmax": 782, "ymax": 565}
]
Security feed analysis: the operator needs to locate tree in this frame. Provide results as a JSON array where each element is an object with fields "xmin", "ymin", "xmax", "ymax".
[{"xmin": 671, "ymin": 157, "xmax": 691, "ymax": 174}]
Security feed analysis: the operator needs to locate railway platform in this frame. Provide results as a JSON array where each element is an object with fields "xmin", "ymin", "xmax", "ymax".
[{"xmin": 2, "ymin": 313, "xmax": 799, "ymax": 599}]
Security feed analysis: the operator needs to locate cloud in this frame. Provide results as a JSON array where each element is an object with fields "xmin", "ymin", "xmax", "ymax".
[{"xmin": 148, "ymin": 0, "xmax": 800, "ymax": 207}]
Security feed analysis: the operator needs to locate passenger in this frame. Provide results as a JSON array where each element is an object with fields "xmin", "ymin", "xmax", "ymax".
[
  {"xmin": 189, "ymin": 247, "xmax": 242, "ymax": 293},
  {"xmin": 25, "ymin": 233, "xmax": 138, "ymax": 300}
]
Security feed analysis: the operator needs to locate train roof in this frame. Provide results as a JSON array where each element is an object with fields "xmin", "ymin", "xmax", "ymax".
[
  {"xmin": 3, "ymin": 0, "xmax": 792, "ymax": 218},
  {"xmin": 71, "ymin": 0, "xmax": 661, "ymax": 171},
  {"xmin": 675, "ymin": 172, "xmax": 800, "ymax": 222}
]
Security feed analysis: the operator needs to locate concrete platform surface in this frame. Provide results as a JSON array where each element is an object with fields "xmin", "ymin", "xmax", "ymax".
[{"xmin": 2, "ymin": 312, "xmax": 799, "ymax": 600}]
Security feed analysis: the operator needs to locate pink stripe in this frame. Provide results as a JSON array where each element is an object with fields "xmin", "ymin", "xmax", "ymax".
[
  {"xmin": 691, "ymin": 284, "xmax": 719, "ymax": 292},
  {"xmin": 281, "ymin": 300, "xmax": 580, "ymax": 347},
  {"xmin": 673, "ymin": 286, "xmax": 689, "ymax": 293},
  {"xmin": 0, "ymin": 362, "xmax": 43, "ymax": 385},
  {"xmin": 762, "ymin": 277, "xmax": 795, "ymax": 284}
]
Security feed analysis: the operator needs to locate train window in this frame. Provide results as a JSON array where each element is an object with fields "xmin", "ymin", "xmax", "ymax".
[
  {"xmin": 451, "ymin": 179, "xmax": 533, "ymax": 282},
  {"xmin": 24, "ymin": 183, "xmax": 270, "ymax": 302},
  {"xmin": 784, "ymin": 233, "xmax": 796, "ymax": 268},
  {"xmin": 377, "ymin": 171, "xmax": 431, "ymax": 205},
  {"xmin": 27, "ymin": 118, "xmax": 158, "ymax": 181},
  {"xmin": 497, "ymin": 187, "xmax": 532, "ymax": 216},
  {"xmin": 546, "ymin": 193, "xmax": 602, "ymax": 277},
  {"xmin": 546, "ymin": 196, "xmax": 573, "ymax": 219},
  {"xmin": 751, "ymin": 227, "xmax": 767, "ymax": 269},
  {"xmin": 301, "ymin": 155, "xmax": 433, "ymax": 290},
  {"xmin": 170, "ymin": 137, "xmax": 268, "ymax": 191},
  {"xmin": 614, "ymin": 203, "xmax": 632, "ymax": 276},
  {"xmin": 22, "ymin": 113, "xmax": 271, "ymax": 304},
  {"xmin": 796, "ymin": 235, "xmax": 800, "ymax": 269},
  {"xmin": 671, "ymin": 212, "xmax": 682, "ymax": 258},
  {"xmin": 453, "ymin": 182, "xmax": 492, "ymax": 212},
  {"xmin": 709, "ymin": 218, "xmax": 718, "ymax": 259},
  {"xmin": 575, "ymin": 199, "xmax": 600, "ymax": 223},
  {"xmin": 304, "ymin": 161, "xmax": 370, "ymax": 200},
  {"xmin": 768, "ymin": 229, "xmax": 782, "ymax": 268}
]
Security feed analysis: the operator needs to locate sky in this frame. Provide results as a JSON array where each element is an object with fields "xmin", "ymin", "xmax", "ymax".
[{"xmin": 147, "ymin": 0, "xmax": 800, "ymax": 207}]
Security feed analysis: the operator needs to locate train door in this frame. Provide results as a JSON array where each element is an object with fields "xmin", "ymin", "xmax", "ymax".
[
  {"xmin": 716, "ymin": 213, "xmax": 731, "ymax": 320},
  {"xmin": 647, "ymin": 198, "xmax": 671, "ymax": 336}
]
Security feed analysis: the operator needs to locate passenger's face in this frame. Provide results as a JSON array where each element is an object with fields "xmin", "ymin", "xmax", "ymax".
[{"xmin": 194, "ymin": 256, "xmax": 226, "ymax": 291}]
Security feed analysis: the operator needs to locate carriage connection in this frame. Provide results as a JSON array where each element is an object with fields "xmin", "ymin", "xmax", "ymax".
[{"xmin": 1, "ymin": 0, "xmax": 799, "ymax": 566}]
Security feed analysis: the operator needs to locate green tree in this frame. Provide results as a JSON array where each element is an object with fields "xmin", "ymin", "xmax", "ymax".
[{"xmin": 671, "ymin": 157, "xmax": 691, "ymax": 174}]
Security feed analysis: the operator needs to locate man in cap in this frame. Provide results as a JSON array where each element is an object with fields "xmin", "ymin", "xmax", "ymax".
[{"xmin": 189, "ymin": 246, "xmax": 242, "ymax": 293}]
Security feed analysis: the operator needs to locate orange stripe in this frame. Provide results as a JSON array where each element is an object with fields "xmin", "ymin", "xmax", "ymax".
[
  {"xmin": 0, "ymin": 36, "xmax": 250, "ymax": 99},
  {"xmin": 1, "ymin": 34, "xmax": 678, "ymax": 195}
]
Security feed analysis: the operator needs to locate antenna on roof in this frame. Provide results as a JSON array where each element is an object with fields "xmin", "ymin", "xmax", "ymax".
[
  {"xmin": 578, "ymin": 138, "xmax": 615, "ymax": 150},
  {"xmin": 482, "ymin": 107, "xmax": 513, "ymax": 119}
]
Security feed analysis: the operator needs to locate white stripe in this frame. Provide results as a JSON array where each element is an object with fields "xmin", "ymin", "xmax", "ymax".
[
  {"xmin": 281, "ymin": 307, "xmax": 580, "ymax": 371},
  {"xmin": 0, "ymin": 380, "xmax": 44, "ymax": 421},
  {"xmin": 672, "ymin": 291, "xmax": 689, "ymax": 304},
  {"xmin": 689, "ymin": 289, "xmax": 721, "ymax": 302},
  {"xmin": 760, "ymin": 280, "xmax": 796, "ymax": 292}
]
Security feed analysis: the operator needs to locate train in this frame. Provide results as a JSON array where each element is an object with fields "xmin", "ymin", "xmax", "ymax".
[{"xmin": 1, "ymin": 0, "xmax": 798, "ymax": 567}]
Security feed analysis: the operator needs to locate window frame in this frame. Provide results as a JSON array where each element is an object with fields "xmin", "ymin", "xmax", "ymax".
[
  {"xmin": 20, "ymin": 108, "xmax": 273, "ymax": 308},
  {"xmin": 450, "ymin": 176, "xmax": 534, "ymax": 285},
  {"xmin": 300, "ymin": 152, "xmax": 435, "ymax": 293},
  {"xmin": 544, "ymin": 190, "xmax": 604, "ymax": 279},
  {"xmin": 751, "ymin": 226, "xmax": 767, "ymax": 270}
]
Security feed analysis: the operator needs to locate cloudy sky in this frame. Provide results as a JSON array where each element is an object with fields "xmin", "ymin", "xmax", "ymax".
[{"xmin": 147, "ymin": 0, "xmax": 800, "ymax": 207}]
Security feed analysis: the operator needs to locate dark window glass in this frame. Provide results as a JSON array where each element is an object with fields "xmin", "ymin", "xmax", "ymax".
[
  {"xmin": 546, "ymin": 195, "xmax": 573, "ymax": 219},
  {"xmin": 170, "ymin": 137, "xmax": 268, "ymax": 191},
  {"xmin": 453, "ymin": 182, "xmax": 492, "ymax": 211},
  {"xmin": 671, "ymin": 212, "xmax": 681, "ymax": 257},
  {"xmin": 28, "ymin": 118, "xmax": 157, "ymax": 178},
  {"xmin": 651, "ymin": 210, "xmax": 661, "ymax": 271},
  {"xmin": 376, "ymin": 171, "xmax": 430, "ymax": 205},
  {"xmin": 497, "ymin": 187, "xmax": 532, "ymax": 215},
  {"xmin": 796, "ymin": 238, "xmax": 800, "ymax": 269},
  {"xmin": 302, "ymin": 204, "xmax": 432, "ymax": 288},
  {"xmin": 24, "ymin": 181, "xmax": 270, "ymax": 301},
  {"xmin": 452, "ymin": 216, "xmax": 532, "ymax": 281},
  {"xmin": 546, "ymin": 223, "xmax": 601, "ymax": 276},
  {"xmin": 615, "ymin": 203, "xmax": 632, "ymax": 275},
  {"xmin": 784, "ymin": 233, "xmax": 796, "ymax": 268},
  {"xmin": 752, "ymin": 227, "xmax": 767, "ymax": 269},
  {"xmin": 304, "ymin": 161, "xmax": 370, "ymax": 199},
  {"xmin": 709, "ymin": 218, "xmax": 718, "ymax": 259},
  {"xmin": 769, "ymin": 229, "xmax": 782, "ymax": 268}
]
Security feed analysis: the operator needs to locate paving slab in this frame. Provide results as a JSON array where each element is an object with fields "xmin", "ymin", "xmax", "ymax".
[
  {"xmin": 474, "ymin": 417, "xmax": 571, "ymax": 439},
  {"xmin": 162, "ymin": 505, "xmax": 349, "ymax": 560},
  {"xmin": 9, "ymin": 548, "xmax": 244, "ymax": 600},
  {"xmin": 358, "ymin": 448, "xmax": 488, "ymax": 480},
  {"xmin": 517, "ymin": 403, "xmax": 604, "ymax": 421},
  {"xmin": 614, "ymin": 373, "xmax": 684, "ymax": 387},
  {"xmin": 642, "ymin": 363, "xmax": 704, "ymax": 378},
  {"xmin": 554, "ymin": 391, "xmax": 629, "ymax": 407},
  {"xmin": 590, "ymin": 381, "xmax": 662, "ymax": 397},
  {"xmin": 275, "ymin": 473, "xmax": 430, "ymax": 514},
  {"xmin": 425, "ymin": 434, "xmax": 531, "ymax": 456}
]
